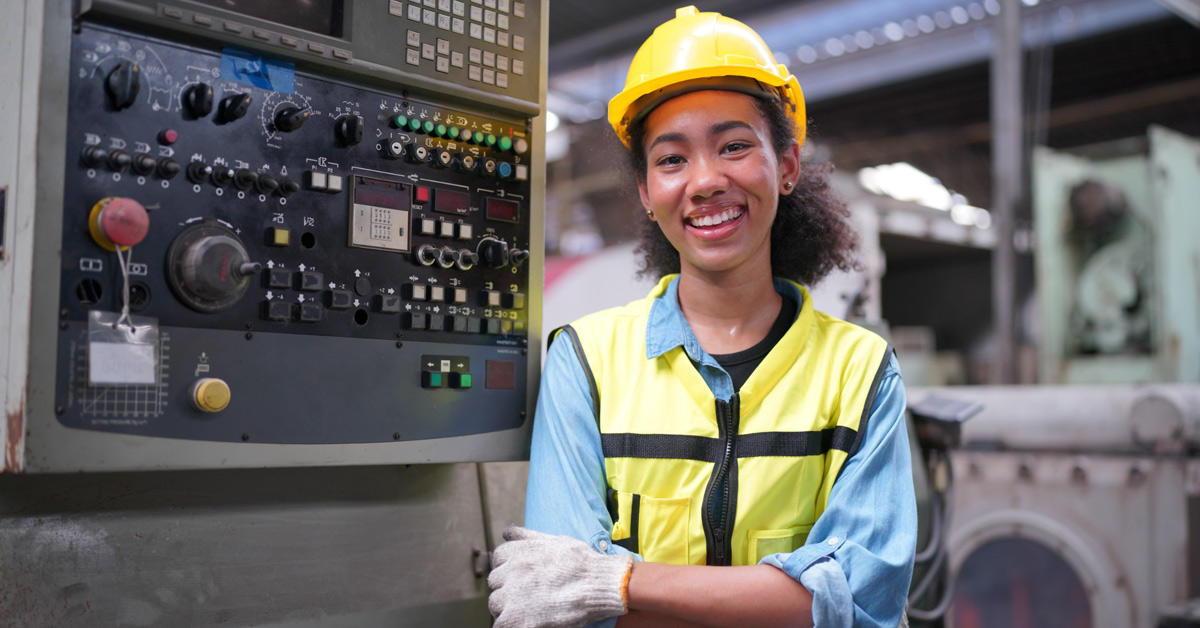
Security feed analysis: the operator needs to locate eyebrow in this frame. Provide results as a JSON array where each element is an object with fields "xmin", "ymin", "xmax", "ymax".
[{"xmin": 647, "ymin": 120, "xmax": 755, "ymax": 151}]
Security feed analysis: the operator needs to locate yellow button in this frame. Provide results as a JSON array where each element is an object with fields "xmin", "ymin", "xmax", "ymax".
[
  {"xmin": 271, "ymin": 227, "xmax": 291, "ymax": 246},
  {"xmin": 191, "ymin": 378, "xmax": 231, "ymax": 412}
]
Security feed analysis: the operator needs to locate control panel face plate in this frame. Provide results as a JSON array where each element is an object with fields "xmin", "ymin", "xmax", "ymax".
[{"xmin": 54, "ymin": 25, "xmax": 536, "ymax": 445}]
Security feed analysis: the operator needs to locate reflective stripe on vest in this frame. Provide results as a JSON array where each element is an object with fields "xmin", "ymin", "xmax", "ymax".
[{"xmin": 553, "ymin": 275, "xmax": 892, "ymax": 566}]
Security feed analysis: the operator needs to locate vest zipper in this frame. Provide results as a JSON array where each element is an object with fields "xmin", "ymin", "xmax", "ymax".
[{"xmin": 703, "ymin": 394, "xmax": 739, "ymax": 566}]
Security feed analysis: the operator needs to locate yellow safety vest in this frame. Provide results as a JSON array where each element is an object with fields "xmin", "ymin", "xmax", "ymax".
[{"xmin": 553, "ymin": 276, "xmax": 891, "ymax": 567}]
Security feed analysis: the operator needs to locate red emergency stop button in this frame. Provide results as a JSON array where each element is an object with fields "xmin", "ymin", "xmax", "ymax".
[{"xmin": 88, "ymin": 197, "xmax": 149, "ymax": 251}]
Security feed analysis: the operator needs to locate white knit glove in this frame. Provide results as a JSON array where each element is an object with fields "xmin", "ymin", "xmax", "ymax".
[{"xmin": 487, "ymin": 526, "xmax": 633, "ymax": 628}]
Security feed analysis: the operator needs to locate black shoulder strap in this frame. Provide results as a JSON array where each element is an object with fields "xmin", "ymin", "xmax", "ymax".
[{"xmin": 548, "ymin": 325, "xmax": 601, "ymax": 426}]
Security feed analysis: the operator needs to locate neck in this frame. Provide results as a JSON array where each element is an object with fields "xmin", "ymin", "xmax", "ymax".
[{"xmin": 676, "ymin": 260, "xmax": 783, "ymax": 356}]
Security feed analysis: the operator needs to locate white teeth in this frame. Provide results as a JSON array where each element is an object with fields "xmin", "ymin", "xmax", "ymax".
[{"xmin": 689, "ymin": 208, "xmax": 743, "ymax": 228}]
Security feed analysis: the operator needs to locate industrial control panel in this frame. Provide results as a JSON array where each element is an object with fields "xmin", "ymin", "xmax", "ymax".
[{"xmin": 0, "ymin": 0, "xmax": 546, "ymax": 472}]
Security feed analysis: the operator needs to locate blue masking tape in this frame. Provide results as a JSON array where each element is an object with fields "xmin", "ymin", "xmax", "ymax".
[{"xmin": 219, "ymin": 48, "xmax": 294, "ymax": 94}]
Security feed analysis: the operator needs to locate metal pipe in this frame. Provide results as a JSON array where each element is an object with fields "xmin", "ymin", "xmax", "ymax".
[{"xmin": 990, "ymin": 0, "xmax": 1022, "ymax": 384}]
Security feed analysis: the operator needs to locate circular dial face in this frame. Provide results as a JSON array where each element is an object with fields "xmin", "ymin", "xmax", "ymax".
[{"xmin": 166, "ymin": 222, "xmax": 257, "ymax": 313}]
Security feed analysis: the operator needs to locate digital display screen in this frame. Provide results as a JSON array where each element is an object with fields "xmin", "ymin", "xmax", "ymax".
[
  {"xmin": 192, "ymin": 0, "xmax": 345, "ymax": 38},
  {"xmin": 434, "ymin": 190, "xmax": 471, "ymax": 216},
  {"xmin": 486, "ymin": 198, "xmax": 520, "ymax": 223},
  {"xmin": 353, "ymin": 176, "xmax": 410, "ymax": 210}
]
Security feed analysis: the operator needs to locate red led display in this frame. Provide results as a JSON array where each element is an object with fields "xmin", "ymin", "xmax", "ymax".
[{"xmin": 486, "ymin": 198, "xmax": 520, "ymax": 223}]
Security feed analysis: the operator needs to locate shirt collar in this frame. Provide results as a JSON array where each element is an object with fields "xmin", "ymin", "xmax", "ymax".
[{"xmin": 645, "ymin": 275, "xmax": 804, "ymax": 362}]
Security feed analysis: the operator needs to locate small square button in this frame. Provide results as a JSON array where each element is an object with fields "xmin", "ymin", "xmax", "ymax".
[
  {"xmin": 497, "ymin": 55, "xmax": 509, "ymax": 71},
  {"xmin": 439, "ymin": 221, "xmax": 455, "ymax": 238},
  {"xmin": 513, "ymin": 320, "xmax": 526, "ymax": 336},
  {"xmin": 438, "ymin": 0, "xmax": 451, "ymax": 11},
  {"xmin": 483, "ymin": 27, "xmax": 496, "ymax": 43},
  {"xmin": 452, "ymin": 17, "xmax": 465, "ymax": 33},
  {"xmin": 306, "ymin": 170, "xmax": 327, "ymax": 190},
  {"xmin": 468, "ymin": 65, "xmax": 481, "ymax": 81},
  {"xmin": 422, "ymin": 43, "xmax": 436, "ymax": 60},
  {"xmin": 498, "ymin": 14, "xmax": 509, "ymax": 29},
  {"xmin": 406, "ymin": 283, "xmax": 429, "ymax": 301},
  {"xmin": 487, "ymin": 318, "xmax": 502, "ymax": 334},
  {"xmin": 438, "ymin": 13, "xmax": 451, "ymax": 29},
  {"xmin": 453, "ymin": 287, "xmax": 468, "ymax": 303},
  {"xmin": 458, "ymin": 224, "xmax": 473, "ymax": 240},
  {"xmin": 496, "ymin": 73, "xmax": 508, "ymax": 88},
  {"xmin": 450, "ymin": 372, "xmax": 473, "ymax": 388},
  {"xmin": 429, "ymin": 285, "xmax": 446, "ymax": 302},
  {"xmin": 469, "ymin": 23, "xmax": 482, "ymax": 39},
  {"xmin": 436, "ymin": 56, "xmax": 450, "ymax": 73},
  {"xmin": 268, "ymin": 268, "xmax": 292, "ymax": 288},
  {"xmin": 512, "ymin": 59, "xmax": 524, "ymax": 75},
  {"xmin": 484, "ymin": 9, "xmax": 496, "ymax": 25},
  {"xmin": 406, "ymin": 48, "xmax": 421, "ymax": 66},
  {"xmin": 484, "ymin": 0, "xmax": 496, "ymax": 8},
  {"xmin": 498, "ymin": 31, "xmax": 510, "ymax": 47},
  {"xmin": 415, "ymin": 186, "xmax": 431, "ymax": 203},
  {"xmin": 423, "ymin": 8, "xmax": 436, "ymax": 25},
  {"xmin": 390, "ymin": 0, "xmax": 405, "ymax": 16},
  {"xmin": 482, "ymin": 68, "xmax": 495, "ymax": 85},
  {"xmin": 280, "ymin": 35, "xmax": 298, "ymax": 46},
  {"xmin": 326, "ymin": 175, "xmax": 343, "ymax": 193},
  {"xmin": 407, "ymin": 29, "xmax": 421, "ymax": 47},
  {"xmin": 436, "ymin": 38, "xmax": 450, "ymax": 55},
  {"xmin": 407, "ymin": 4, "xmax": 422, "ymax": 20},
  {"xmin": 299, "ymin": 271, "xmax": 324, "ymax": 291},
  {"xmin": 513, "ymin": 1, "xmax": 525, "ymax": 18},
  {"xmin": 470, "ymin": 6, "xmax": 482, "ymax": 21},
  {"xmin": 329, "ymin": 290, "xmax": 353, "ymax": 309},
  {"xmin": 265, "ymin": 300, "xmax": 293, "ymax": 321},
  {"xmin": 419, "ymin": 218, "xmax": 436, "ymax": 236},
  {"xmin": 378, "ymin": 295, "xmax": 402, "ymax": 313},
  {"xmin": 498, "ymin": 0, "xmax": 510, "ymax": 12},
  {"xmin": 513, "ymin": 35, "xmax": 524, "ymax": 51},
  {"xmin": 422, "ymin": 371, "xmax": 445, "ymax": 388},
  {"xmin": 451, "ymin": 51, "xmax": 464, "ymax": 67},
  {"xmin": 452, "ymin": 316, "xmax": 469, "ymax": 332},
  {"xmin": 427, "ymin": 314, "xmax": 446, "ymax": 331},
  {"xmin": 453, "ymin": 0, "xmax": 466, "ymax": 16},
  {"xmin": 299, "ymin": 303, "xmax": 323, "ymax": 322},
  {"xmin": 423, "ymin": 0, "xmax": 436, "ymax": 7},
  {"xmin": 483, "ymin": 51, "xmax": 495, "ymax": 67},
  {"xmin": 270, "ymin": 227, "xmax": 291, "ymax": 247},
  {"xmin": 483, "ymin": 290, "xmax": 501, "ymax": 307},
  {"xmin": 514, "ymin": 164, "xmax": 529, "ymax": 181},
  {"xmin": 469, "ymin": 47, "xmax": 482, "ymax": 64},
  {"xmin": 502, "ymin": 292, "xmax": 525, "ymax": 309},
  {"xmin": 405, "ymin": 312, "xmax": 428, "ymax": 329}
]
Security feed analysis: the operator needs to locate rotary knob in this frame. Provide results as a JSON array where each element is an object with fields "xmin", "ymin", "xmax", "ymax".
[
  {"xmin": 477, "ymin": 237, "xmax": 509, "ymax": 268},
  {"xmin": 336, "ymin": 114, "xmax": 364, "ymax": 146},
  {"xmin": 217, "ymin": 92, "xmax": 252, "ymax": 123},
  {"xmin": 105, "ymin": 60, "xmax": 140, "ymax": 110},
  {"xmin": 183, "ymin": 82, "xmax": 214, "ymax": 118},
  {"xmin": 274, "ymin": 106, "xmax": 311, "ymax": 133},
  {"xmin": 167, "ymin": 222, "xmax": 262, "ymax": 313}
]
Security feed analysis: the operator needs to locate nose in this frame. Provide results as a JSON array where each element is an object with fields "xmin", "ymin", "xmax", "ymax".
[{"xmin": 686, "ymin": 154, "xmax": 728, "ymax": 200}]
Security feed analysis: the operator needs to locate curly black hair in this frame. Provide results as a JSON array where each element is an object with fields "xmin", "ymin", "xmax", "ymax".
[{"xmin": 625, "ymin": 95, "xmax": 860, "ymax": 287}]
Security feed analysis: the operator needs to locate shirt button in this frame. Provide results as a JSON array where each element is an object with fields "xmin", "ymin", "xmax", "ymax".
[
  {"xmin": 827, "ymin": 537, "xmax": 839, "ymax": 546},
  {"xmin": 599, "ymin": 540, "xmax": 609, "ymax": 551}
]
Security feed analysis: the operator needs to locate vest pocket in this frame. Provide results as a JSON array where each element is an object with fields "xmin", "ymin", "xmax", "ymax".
[
  {"xmin": 609, "ymin": 490, "xmax": 691, "ymax": 565},
  {"xmin": 747, "ymin": 524, "xmax": 814, "ymax": 564}
]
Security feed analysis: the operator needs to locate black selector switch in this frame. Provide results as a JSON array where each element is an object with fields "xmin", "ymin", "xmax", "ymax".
[
  {"xmin": 336, "ymin": 115, "xmax": 364, "ymax": 146},
  {"xmin": 80, "ymin": 146, "xmax": 109, "ymax": 167},
  {"xmin": 274, "ymin": 106, "xmax": 310, "ymax": 133},
  {"xmin": 186, "ymin": 161, "xmax": 212, "ymax": 184},
  {"xmin": 509, "ymin": 249, "xmax": 530, "ymax": 268},
  {"xmin": 255, "ymin": 173, "xmax": 279, "ymax": 195},
  {"xmin": 233, "ymin": 168, "xmax": 258, "ymax": 190},
  {"xmin": 478, "ymin": 237, "xmax": 510, "ymax": 268},
  {"xmin": 277, "ymin": 177, "xmax": 300, "ymax": 197},
  {"xmin": 217, "ymin": 92, "xmax": 253, "ymax": 123},
  {"xmin": 210, "ymin": 165, "xmax": 233, "ymax": 187},
  {"xmin": 106, "ymin": 60, "xmax": 140, "ymax": 110},
  {"xmin": 107, "ymin": 150, "xmax": 132, "ymax": 172},
  {"xmin": 131, "ymin": 153, "xmax": 157, "ymax": 176},
  {"xmin": 183, "ymin": 83, "xmax": 214, "ymax": 118}
]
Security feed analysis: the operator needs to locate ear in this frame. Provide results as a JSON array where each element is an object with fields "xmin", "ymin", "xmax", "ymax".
[
  {"xmin": 778, "ymin": 139, "xmax": 801, "ymax": 192},
  {"xmin": 637, "ymin": 179, "xmax": 654, "ymax": 219}
]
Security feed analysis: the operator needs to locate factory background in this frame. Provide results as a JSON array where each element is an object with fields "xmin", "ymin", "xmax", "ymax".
[{"xmin": 1, "ymin": 0, "xmax": 1198, "ymax": 626}]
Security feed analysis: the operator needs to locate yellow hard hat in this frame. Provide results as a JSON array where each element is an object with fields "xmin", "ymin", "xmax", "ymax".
[{"xmin": 608, "ymin": 6, "xmax": 806, "ymax": 148}]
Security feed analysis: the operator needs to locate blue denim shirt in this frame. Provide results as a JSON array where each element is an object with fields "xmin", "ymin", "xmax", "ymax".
[{"xmin": 526, "ymin": 277, "xmax": 916, "ymax": 628}]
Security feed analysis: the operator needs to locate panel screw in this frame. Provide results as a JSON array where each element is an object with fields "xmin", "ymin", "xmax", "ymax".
[
  {"xmin": 55, "ymin": 406, "xmax": 65, "ymax": 415},
  {"xmin": 245, "ymin": 332, "xmax": 253, "ymax": 340},
  {"xmin": 521, "ymin": 348, "xmax": 527, "ymax": 355},
  {"xmin": 241, "ymin": 433, "xmax": 250, "ymax": 441},
  {"xmin": 246, "ymin": 323, "xmax": 254, "ymax": 329},
  {"xmin": 60, "ymin": 321, "xmax": 68, "ymax": 330},
  {"xmin": 520, "ymin": 410, "xmax": 526, "ymax": 418},
  {"xmin": 60, "ymin": 309, "xmax": 69, "ymax": 318},
  {"xmin": 393, "ymin": 432, "xmax": 401, "ymax": 440},
  {"xmin": 396, "ymin": 341, "xmax": 404, "ymax": 348}
]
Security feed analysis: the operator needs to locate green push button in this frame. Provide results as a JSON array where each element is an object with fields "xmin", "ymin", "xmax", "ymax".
[
  {"xmin": 498, "ymin": 136, "xmax": 513, "ymax": 152},
  {"xmin": 448, "ymin": 126, "xmax": 460, "ymax": 139},
  {"xmin": 436, "ymin": 123, "xmax": 447, "ymax": 137},
  {"xmin": 422, "ymin": 120, "xmax": 435, "ymax": 134},
  {"xmin": 408, "ymin": 118, "xmax": 422, "ymax": 132},
  {"xmin": 392, "ymin": 114, "xmax": 408, "ymax": 129},
  {"xmin": 451, "ymin": 372, "xmax": 473, "ymax": 389},
  {"xmin": 422, "ymin": 371, "xmax": 444, "ymax": 388},
  {"xmin": 484, "ymin": 134, "xmax": 497, "ymax": 147}
]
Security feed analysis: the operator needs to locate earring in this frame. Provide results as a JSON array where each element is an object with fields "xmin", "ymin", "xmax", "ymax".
[
  {"xmin": 782, "ymin": 181, "xmax": 794, "ymax": 192},
  {"xmin": 646, "ymin": 210, "xmax": 655, "ymax": 221}
]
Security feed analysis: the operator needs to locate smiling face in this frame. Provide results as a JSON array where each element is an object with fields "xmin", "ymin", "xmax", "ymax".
[{"xmin": 637, "ymin": 90, "xmax": 800, "ymax": 281}]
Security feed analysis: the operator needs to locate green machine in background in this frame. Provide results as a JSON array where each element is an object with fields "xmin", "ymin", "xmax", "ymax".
[{"xmin": 1034, "ymin": 126, "xmax": 1200, "ymax": 385}]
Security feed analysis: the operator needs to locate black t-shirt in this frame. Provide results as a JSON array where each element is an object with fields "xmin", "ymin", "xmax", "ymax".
[{"xmin": 710, "ymin": 294, "xmax": 798, "ymax": 392}]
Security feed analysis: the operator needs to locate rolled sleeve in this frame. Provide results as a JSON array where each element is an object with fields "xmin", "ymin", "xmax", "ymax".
[{"xmin": 759, "ymin": 356, "xmax": 916, "ymax": 628}]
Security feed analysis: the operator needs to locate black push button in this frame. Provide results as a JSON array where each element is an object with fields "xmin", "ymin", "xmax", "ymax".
[
  {"xmin": 427, "ymin": 314, "xmax": 446, "ymax": 331},
  {"xmin": 299, "ymin": 271, "xmax": 324, "ymax": 292},
  {"xmin": 502, "ymin": 292, "xmax": 526, "ymax": 309},
  {"xmin": 405, "ymin": 312, "xmax": 428, "ymax": 329},
  {"xmin": 378, "ymin": 295, "xmax": 402, "ymax": 313},
  {"xmin": 299, "ymin": 303, "xmax": 323, "ymax": 322},
  {"xmin": 452, "ymin": 316, "xmax": 469, "ymax": 333},
  {"xmin": 466, "ymin": 317, "xmax": 482, "ymax": 334},
  {"xmin": 487, "ymin": 319, "xmax": 502, "ymax": 335},
  {"xmin": 265, "ymin": 300, "xmax": 293, "ymax": 321},
  {"xmin": 329, "ymin": 290, "xmax": 353, "ymax": 309},
  {"xmin": 268, "ymin": 268, "xmax": 291, "ymax": 289}
]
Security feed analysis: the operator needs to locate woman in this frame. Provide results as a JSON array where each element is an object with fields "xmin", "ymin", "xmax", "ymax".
[{"xmin": 488, "ymin": 7, "xmax": 916, "ymax": 628}]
